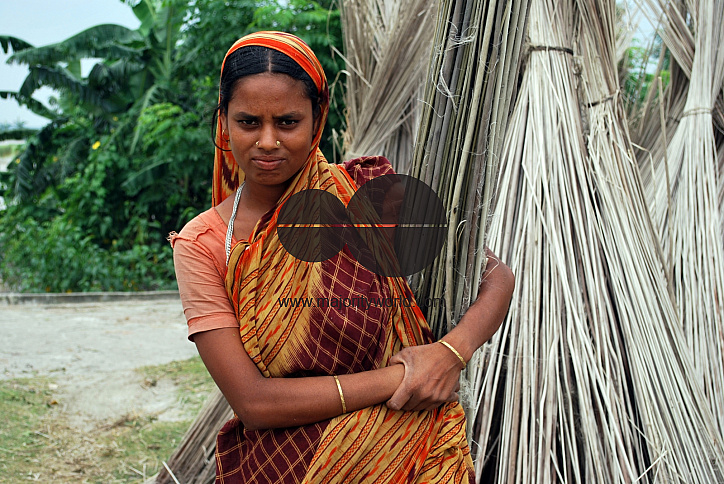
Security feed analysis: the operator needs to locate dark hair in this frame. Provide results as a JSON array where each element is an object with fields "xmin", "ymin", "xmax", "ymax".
[{"xmin": 212, "ymin": 45, "xmax": 321, "ymax": 148}]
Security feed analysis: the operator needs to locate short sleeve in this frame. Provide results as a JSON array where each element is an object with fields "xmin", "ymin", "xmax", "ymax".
[{"xmin": 170, "ymin": 211, "xmax": 239, "ymax": 341}]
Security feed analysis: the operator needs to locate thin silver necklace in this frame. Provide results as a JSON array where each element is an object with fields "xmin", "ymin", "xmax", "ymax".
[{"xmin": 225, "ymin": 183, "xmax": 245, "ymax": 266}]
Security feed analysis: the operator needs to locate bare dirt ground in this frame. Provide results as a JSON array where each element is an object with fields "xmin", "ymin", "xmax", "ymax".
[{"xmin": 0, "ymin": 297, "xmax": 198, "ymax": 429}]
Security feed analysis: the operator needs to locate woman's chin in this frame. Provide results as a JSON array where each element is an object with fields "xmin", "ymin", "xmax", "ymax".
[{"xmin": 246, "ymin": 172, "xmax": 293, "ymax": 189}]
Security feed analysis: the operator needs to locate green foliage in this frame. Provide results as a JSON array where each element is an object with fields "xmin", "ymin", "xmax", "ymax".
[
  {"xmin": 2, "ymin": 117, "xmax": 84, "ymax": 203},
  {"xmin": 0, "ymin": 0, "xmax": 344, "ymax": 293},
  {"xmin": 0, "ymin": 208, "xmax": 175, "ymax": 292},
  {"xmin": 0, "ymin": 35, "xmax": 33, "ymax": 54},
  {"xmin": 181, "ymin": 0, "xmax": 259, "ymax": 81},
  {"xmin": 620, "ymin": 36, "xmax": 671, "ymax": 109},
  {"xmin": 0, "ymin": 91, "xmax": 58, "ymax": 120},
  {"xmin": 0, "ymin": 128, "xmax": 35, "ymax": 142},
  {"xmin": 124, "ymin": 102, "xmax": 212, "ymax": 233},
  {"xmin": 6, "ymin": 25, "xmax": 142, "ymax": 66}
]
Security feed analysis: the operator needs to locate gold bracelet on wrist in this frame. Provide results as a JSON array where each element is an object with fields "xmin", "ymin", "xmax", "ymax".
[
  {"xmin": 333, "ymin": 375, "xmax": 347, "ymax": 413},
  {"xmin": 438, "ymin": 340, "xmax": 467, "ymax": 368}
]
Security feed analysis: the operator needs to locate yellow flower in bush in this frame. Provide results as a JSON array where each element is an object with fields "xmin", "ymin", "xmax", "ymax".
[{"xmin": 92, "ymin": 141, "xmax": 101, "ymax": 150}]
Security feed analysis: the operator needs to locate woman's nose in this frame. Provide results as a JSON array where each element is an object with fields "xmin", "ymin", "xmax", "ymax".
[{"xmin": 257, "ymin": 125, "xmax": 279, "ymax": 150}]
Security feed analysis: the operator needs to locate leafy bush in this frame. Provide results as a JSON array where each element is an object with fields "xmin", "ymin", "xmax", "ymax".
[
  {"xmin": 0, "ymin": 0, "xmax": 343, "ymax": 293},
  {"xmin": 0, "ymin": 208, "xmax": 175, "ymax": 292}
]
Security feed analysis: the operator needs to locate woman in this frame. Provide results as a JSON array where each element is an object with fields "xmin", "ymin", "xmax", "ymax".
[{"xmin": 171, "ymin": 31, "xmax": 514, "ymax": 483}]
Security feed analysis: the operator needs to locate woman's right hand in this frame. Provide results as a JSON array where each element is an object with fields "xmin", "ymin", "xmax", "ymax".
[{"xmin": 386, "ymin": 343, "xmax": 462, "ymax": 412}]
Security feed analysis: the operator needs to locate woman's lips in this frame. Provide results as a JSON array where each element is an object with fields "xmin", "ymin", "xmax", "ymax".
[{"xmin": 252, "ymin": 157, "xmax": 284, "ymax": 170}]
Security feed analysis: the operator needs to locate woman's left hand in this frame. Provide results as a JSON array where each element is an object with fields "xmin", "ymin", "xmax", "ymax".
[
  {"xmin": 386, "ymin": 342, "xmax": 463, "ymax": 412},
  {"xmin": 385, "ymin": 247, "xmax": 514, "ymax": 413}
]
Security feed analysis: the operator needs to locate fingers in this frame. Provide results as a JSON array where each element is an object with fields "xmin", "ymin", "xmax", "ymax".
[
  {"xmin": 419, "ymin": 392, "xmax": 458, "ymax": 412},
  {"xmin": 424, "ymin": 394, "xmax": 457, "ymax": 412},
  {"xmin": 402, "ymin": 388, "xmax": 459, "ymax": 412},
  {"xmin": 388, "ymin": 347, "xmax": 412, "ymax": 366},
  {"xmin": 386, "ymin": 384, "xmax": 412, "ymax": 411},
  {"xmin": 387, "ymin": 345, "xmax": 462, "ymax": 412},
  {"xmin": 400, "ymin": 393, "xmax": 425, "ymax": 412},
  {"xmin": 391, "ymin": 383, "xmax": 445, "ymax": 412},
  {"xmin": 393, "ymin": 391, "xmax": 460, "ymax": 412},
  {"xmin": 388, "ymin": 353, "xmax": 402, "ymax": 366}
]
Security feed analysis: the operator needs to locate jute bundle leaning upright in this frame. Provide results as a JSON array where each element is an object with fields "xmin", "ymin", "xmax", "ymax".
[
  {"xmin": 472, "ymin": 0, "xmax": 724, "ymax": 480},
  {"xmin": 633, "ymin": 0, "xmax": 724, "ymax": 436}
]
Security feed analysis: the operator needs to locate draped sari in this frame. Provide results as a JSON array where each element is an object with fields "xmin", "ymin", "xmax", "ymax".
[{"xmin": 211, "ymin": 32, "xmax": 475, "ymax": 484}]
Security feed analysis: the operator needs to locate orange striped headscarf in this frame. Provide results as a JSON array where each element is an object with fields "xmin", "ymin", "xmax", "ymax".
[{"xmin": 211, "ymin": 31, "xmax": 330, "ymax": 206}]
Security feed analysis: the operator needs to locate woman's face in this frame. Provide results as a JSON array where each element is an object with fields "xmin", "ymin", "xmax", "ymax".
[{"xmin": 221, "ymin": 72, "xmax": 317, "ymax": 192}]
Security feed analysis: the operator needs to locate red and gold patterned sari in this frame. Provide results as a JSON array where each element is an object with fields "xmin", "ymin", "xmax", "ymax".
[{"xmin": 211, "ymin": 31, "xmax": 474, "ymax": 484}]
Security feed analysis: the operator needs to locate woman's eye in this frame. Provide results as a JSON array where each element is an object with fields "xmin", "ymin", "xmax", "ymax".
[
  {"xmin": 280, "ymin": 120, "xmax": 298, "ymax": 127},
  {"xmin": 239, "ymin": 119, "xmax": 257, "ymax": 126}
]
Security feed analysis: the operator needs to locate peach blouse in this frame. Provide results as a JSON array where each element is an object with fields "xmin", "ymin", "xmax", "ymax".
[{"xmin": 170, "ymin": 208, "xmax": 239, "ymax": 340}]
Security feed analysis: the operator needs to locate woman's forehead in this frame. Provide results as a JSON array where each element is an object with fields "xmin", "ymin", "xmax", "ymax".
[{"xmin": 228, "ymin": 72, "xmax": 312, "ymax": 112}]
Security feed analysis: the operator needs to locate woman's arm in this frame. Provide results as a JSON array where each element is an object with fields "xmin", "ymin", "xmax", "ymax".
[
  {"xmin": 439, "ymin": 248, "xmax": 515, "ymax": 361},
  {"xmin": 194, "ymin": 328, "xmax": 414, "ymax": 431},
  {"xmin": 173, "ymin": 224, "xmax": 422, "ymax": 431},
  {"xmin": 387, "ymin": 247, "xmax": 514, "ymax": 411}
]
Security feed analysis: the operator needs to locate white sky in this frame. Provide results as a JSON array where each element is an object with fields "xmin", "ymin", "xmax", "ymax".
[{"xmin": 0, "ymin": 0, "xmax": 139, "ymax": 128}]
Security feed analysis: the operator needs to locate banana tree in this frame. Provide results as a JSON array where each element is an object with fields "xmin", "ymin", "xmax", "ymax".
[{"xmin": 0, "ymin": 0, "xmax": 194, "ymax": 202}]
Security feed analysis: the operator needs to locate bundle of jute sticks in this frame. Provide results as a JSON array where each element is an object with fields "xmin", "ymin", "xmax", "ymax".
[
  {"xmin": 468, "ymin": 0, "xmax": 723, "ymax": 479},
  {"xmin": 338, "ymin": 0, "xmax": 437, "ymax": 172},
  {"xmin": 632, "ymin": 0, "xmax": 724, "ymax": 437}
]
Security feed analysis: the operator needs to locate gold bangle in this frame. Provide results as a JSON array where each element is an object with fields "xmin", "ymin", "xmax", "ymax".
[
  {"xmin": 333, "ymin": 375, "xmax": 347, "ymax": 414},
  {"xmin": 438, "ymin": 340, "xmax": 467, "ymax": 368}
]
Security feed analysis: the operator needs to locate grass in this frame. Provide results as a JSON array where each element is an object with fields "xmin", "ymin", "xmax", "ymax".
[
  {"xmin": 0, "ymin": 356, "xmax": 215, "ymax": 483},
  {"xmin": 0, "ymin": 376, "xmax": 57, "ymax": 482}
]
